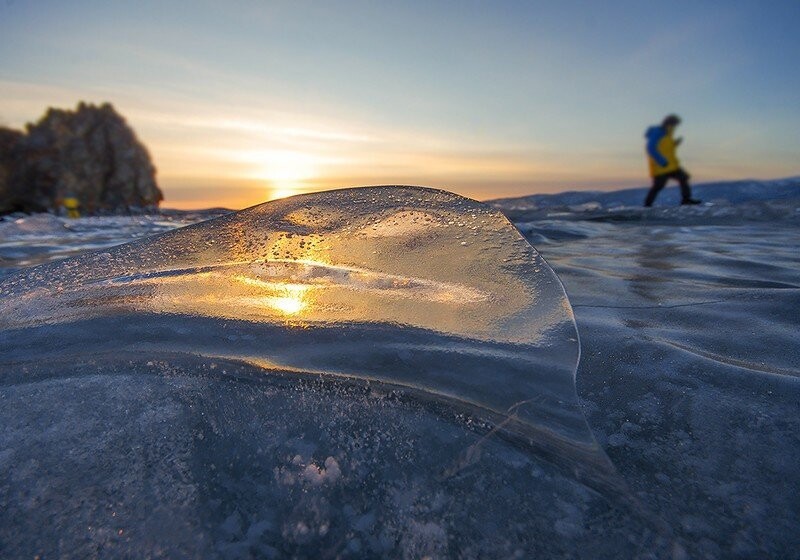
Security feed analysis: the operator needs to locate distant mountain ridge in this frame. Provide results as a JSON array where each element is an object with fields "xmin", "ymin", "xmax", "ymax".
[{"xmin": 487, "ymin": 177, "xmax": 800, "ymax": 213}]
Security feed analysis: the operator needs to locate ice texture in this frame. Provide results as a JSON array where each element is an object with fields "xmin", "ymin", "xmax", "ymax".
[
  {"xmin": 0, "ymin": 210, "xmax": 225, "ymax": 275},
  {"xmin": 0, "ymin": 187, "xmax": 652, "ymax": 558},
  {"xmin": 490, "ymin": 176, "xmax": 800, "ymax": 215},
  {"xmin": 515, "ymin": 211, "xmax": 800, "ymax": 558}
]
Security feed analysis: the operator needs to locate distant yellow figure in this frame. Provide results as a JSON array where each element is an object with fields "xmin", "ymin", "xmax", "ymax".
[
  {"xmin": 643, "ymin": 114, "xmax": 701, "ymax": 207},
  {"xmin": 63, "ymin": 196, "xmax": 80, "ymax": 218}
]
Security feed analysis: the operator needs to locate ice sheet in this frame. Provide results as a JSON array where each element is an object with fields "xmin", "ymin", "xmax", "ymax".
[
  {"xmin": 524, "ymin": 217, "xmax": 800, "ymax": 557},
  {"xmin": 0, "ymin": 211, "xmax": 221, "ymax": 273},
  {"xmin": 0, "ymin": 187, "xmax": 652, "ymax": 558}
]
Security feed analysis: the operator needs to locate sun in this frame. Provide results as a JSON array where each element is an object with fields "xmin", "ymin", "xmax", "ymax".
[
  {"xmin": 239, "ymin": 149, "xmax": 320, "ymax": 199},
  {"xmin": 269, "ymin": 187, "xmax": 297, "ymax": 200}
]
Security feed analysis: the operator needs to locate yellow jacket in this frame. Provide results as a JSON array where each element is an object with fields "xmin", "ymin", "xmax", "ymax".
[{"xmin": 645, "ymin": 125, "xmax": 680, "ymax": 177}]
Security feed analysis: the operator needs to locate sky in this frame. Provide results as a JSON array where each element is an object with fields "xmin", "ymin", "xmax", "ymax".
[{"xmin": 1, "ymin": 0, "xmax": 799, "ymax": 209}]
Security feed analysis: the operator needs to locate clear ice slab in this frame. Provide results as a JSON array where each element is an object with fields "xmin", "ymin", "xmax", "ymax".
[{"xmin": 0, "ymin": 187, "xmax": 651, "ymax": 558}]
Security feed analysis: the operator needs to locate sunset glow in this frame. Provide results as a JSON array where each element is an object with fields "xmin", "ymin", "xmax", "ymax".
[
  {"xmin": 241, "ymin": 150, "xmax": 319, "ymax": 186},
  {"xmin": 1, "ymin": 2, "xmax": 798, "ymax": 209}
]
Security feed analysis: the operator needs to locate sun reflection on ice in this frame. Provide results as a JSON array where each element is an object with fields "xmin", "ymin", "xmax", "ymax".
[
  {"xmin": 234, "ymin": 275, "xmax": 312, "ymax": 316},
  {"xmin": 264, "ymin": 288, "xmax": 308, "ymax": 315}
]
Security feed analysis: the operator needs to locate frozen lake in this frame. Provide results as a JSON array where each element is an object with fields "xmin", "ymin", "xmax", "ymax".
[{"xmin": 1, "ymin": 185, "xmax": 799, "ymax": 558}]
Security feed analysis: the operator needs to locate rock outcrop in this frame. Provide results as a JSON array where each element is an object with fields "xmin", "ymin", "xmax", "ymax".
[
  {"xmin": 0, "ymin": 102, "xmax": 163, "ymax": 215},
  {"xmin": 0, "ymin": 128, "xmax": 25, "ymax": 212}
]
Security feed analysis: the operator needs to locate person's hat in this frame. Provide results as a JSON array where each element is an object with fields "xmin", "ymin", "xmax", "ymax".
[{"xmin": 662, "ymin": 114, "xmax": 681, "ymax": 127}]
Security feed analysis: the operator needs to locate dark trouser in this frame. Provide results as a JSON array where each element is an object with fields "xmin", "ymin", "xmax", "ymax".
[{"xmin": 644, "ymin": 168, "xmax": 692, "ymax": 206}]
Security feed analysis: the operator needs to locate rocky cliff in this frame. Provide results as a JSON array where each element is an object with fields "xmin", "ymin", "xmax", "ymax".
[{"xmin": 0, "ymin": 102, "xmax": 163, "ymax": 215}]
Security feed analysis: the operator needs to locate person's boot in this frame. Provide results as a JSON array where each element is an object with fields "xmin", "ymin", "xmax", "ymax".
[{"xmin": 681, "ymin": 198, "xmax": 701, "ymax": 205}]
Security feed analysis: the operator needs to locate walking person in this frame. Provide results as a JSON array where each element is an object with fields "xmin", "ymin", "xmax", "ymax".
[{"xmin": 643, "ymin": 114, "xmax": 701, "ymax": 207}]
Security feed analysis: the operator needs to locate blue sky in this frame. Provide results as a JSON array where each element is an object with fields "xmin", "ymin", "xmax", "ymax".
[{"xmin": 1, "ymin": 0, "xmax": 798, "ymax": 208}]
